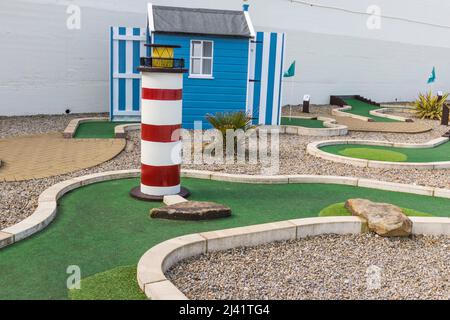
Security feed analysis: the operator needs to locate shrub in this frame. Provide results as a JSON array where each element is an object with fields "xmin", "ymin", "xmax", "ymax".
[
  {"xmin": 205, "ymin": 111, "xmax": 254, "ymax": 136},
  {"xmin": 205, "ymin": 111, "xmax": 255, "ymax": 156},
  {"xmin": 414, "ymin": 91, "xmax": 449, "ymax": 120}
]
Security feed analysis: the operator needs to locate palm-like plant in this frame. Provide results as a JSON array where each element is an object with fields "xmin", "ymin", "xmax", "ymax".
[
  {"xmin": 205, "ymin": 111, "xmax": 254, "ymax": 135},
  {"xmin": 414, "ymin": 91, "xmax": 449, "ymax": 120}
]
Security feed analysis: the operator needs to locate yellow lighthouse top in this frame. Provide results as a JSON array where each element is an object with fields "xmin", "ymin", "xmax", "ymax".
[
  {"xmin": 139, "ymin": 44, "xmax": 187, "ymax": 73},
  {"xmin": 147, "ymin": 44, "xmax": 180, "ymax": 68}
]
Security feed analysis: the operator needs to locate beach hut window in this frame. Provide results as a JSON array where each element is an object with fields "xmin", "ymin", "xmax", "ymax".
[{"xmin": 190, "ymin": 40, "xmax": 214, "ymax": 78}]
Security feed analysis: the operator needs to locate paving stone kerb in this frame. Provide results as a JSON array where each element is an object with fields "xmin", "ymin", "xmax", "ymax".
[
  {"xmin": 332, "ymin": 105, "xmax": 412, "ymax": 122},
  {"xmin": 2, "ymin": 169, "xmax": 450, "ymax": 251},
  {"xmin": 114, "ymin": 123, "xmax": 140, "ymax": 139},
  {"xmin": 275, "ymin": 116, "xmax": 348, "ymax": 137},
  {"xmin": 137, "ymin": 214, "xmax": 450, "ymax": 300},
  {"xmin": 63, "ymin": 117, "xmax": 140, "ymax": 139},
  {"xmin": 63, "ymin": 117, "xmax": 109, "ymax": 138},
  {"xmin": 370, "ymin": 108, "xmax": 413, "ymax": 122},
  {"xmin": 330, "ymin": 106, "xmax": 431, "ymax": 133},
  {"xmin": 307, "ymin": 137, "xmax": 450, "ymax": 170},
  {"xmin": 332, "ymin": 105, "xmax": 374, "ymax": 122}
]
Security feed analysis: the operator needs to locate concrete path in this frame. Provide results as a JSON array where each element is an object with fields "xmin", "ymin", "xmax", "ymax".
[
  {"xmin": 0, "ymin": 133, "xmax": 125, "ymax": 181},
  {"xmin": 334, "ymin": 116, "xmax": 432, "ymax": 133}
]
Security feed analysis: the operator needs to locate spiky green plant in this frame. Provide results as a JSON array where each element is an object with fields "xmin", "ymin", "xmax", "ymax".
[
  {"xmin": 205, "ymin": 111, "xmax": 254, "ymax": 136},
  {"xmin": 414, "ymin": 91, "xmax": 449, "ymax": 120},
  {"xmin": 205, "ymin": 111, "xmax": 255, "ymax": 156}
]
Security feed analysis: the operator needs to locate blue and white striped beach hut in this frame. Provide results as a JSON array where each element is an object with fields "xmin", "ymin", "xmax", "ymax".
[{"xmin": 110, "ymin": 3, "xmax": 286, "ymax": 128}]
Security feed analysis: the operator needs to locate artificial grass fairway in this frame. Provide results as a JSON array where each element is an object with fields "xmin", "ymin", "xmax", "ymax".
[
  {"xmin": 74, "ymin": 121, "xmax": 131, "ymax": 139},
  {"xmin": 68, "ymin": 266, "xmax": 146, "ymax": 300},
  {"xmin": 339, "ymin": 148, "xmax": 408, "ymax": 162},
  {"xmin": 280, "ymin": 117, "xmax": 326, "ymax": 128},
  {"xmin": 343, "ymin": 98, "xmax": 399, "ymax": 122},
  {"xmin": 321, "ymin": 142, "xmax": 450, "ymax": 163},
  {"xmin": 319, "ymin": 203, "xmax": 434, "ymax": 217},
  {"xmin": 1, "ymin": 177, "xmax": 449, "ymax": 300}
]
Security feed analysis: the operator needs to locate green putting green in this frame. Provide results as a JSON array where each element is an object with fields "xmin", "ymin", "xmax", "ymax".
[
  {"xmin": 339, "ymin": 148, "xmax": 408, "ymax": 162},
  {"xmin": 1, "ymin": 177, "xmax": 449, "ymax": 300},
  {"xmin": 74, "ymin": 121, "xmax": 131, "ymax": 139},
  {"xmin": 280, "ymin": 117, "xmax": 326, "ymax": 128},
  {"xmin": 321, "ymin": 142, "xmax": 450, "ymax": 163},
  {"xmin": 343, "ymin": 98, "xmax": 399, "ymax": 122},
  {"xmin": 319, "ymin": 203, "xmax": 434, "ymax": 217}
]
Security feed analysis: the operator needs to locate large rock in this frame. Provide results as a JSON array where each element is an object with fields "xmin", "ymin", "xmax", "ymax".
[
  {"xmin": 345, "ymin": 199, "xmax": 412, "ymax": 237},
  {"xmin": 150, "ymin": 201, "xmax": 232, "ymax": 221}
]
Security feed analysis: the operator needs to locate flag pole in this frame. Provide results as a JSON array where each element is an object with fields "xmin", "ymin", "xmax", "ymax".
[
  {"xmin": 284, "ymin": 61, "xmax": 296, "ymax": 121},
  {"xmin": 289, "ymin": 80, "xmax": 294, "ymax": 120}
]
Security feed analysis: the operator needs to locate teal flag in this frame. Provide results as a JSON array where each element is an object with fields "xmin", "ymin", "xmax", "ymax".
[
  {"xmin": 283, "ymin": 61, "xmax": 296, "ymax": 78},
  {"xmin": 427, "ymin": 67, "xmax": 436, "ymax": 84}
]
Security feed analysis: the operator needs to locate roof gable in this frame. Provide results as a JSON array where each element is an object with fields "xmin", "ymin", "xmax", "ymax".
[{"xmin": 148, "ymin": 4, "xmax": 254, "ymax": 38}]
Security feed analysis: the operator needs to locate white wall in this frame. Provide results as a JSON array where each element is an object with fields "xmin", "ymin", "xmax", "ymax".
[{"xmin": 0, "ymin": 0, "xmax": 449, "ymax": 115}]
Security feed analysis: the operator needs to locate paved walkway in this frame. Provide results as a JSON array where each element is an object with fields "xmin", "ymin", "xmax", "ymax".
[
  {"xmin": 0, "ymin": 133, "xmax": 125, "ymax": 181},
  {"xmin": 334, "ymin": 116, "xmax": 432, "ymax": 133}
]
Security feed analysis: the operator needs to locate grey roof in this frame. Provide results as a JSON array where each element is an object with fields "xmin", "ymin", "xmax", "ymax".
[{"xmin": 152, "ymin": 5, "xmax": 252, "ymax": 38}]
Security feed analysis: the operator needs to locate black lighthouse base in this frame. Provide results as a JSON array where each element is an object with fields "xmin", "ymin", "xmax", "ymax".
[{"xmin": 130, "ymin": 186, "xmax": 191, "ymax": 202}]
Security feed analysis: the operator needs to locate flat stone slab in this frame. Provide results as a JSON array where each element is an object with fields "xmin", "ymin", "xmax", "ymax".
[
  {"xmin": 150, "ymin": 201, "xmax": 232, "ymax": 221},
  {"xmin": 345, "ymin": 199, "xmax": 413, "ymax": 237},
  {"xmin": 163, "ymin": 195, "xmax": 188, "ymax": 206}
]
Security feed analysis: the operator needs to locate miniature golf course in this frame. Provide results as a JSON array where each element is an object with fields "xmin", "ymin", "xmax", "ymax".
[
  {"xmin": 320, "ymin": 141, "xmax": 450, "ymax": 162},
  {"xmin": 1, "ymin": 177, "xmax": 449, "ymax": 300},
  {"xmin": 343, "ymin": 98, "xmax": 399, "ymax": 122},
  {"xmin": 280, "ymin": 117, "xmax": 326, "ymax": 128},
  {"xmin": 74, "ymin": 121, "xmax": 131, "ymax": 139}
]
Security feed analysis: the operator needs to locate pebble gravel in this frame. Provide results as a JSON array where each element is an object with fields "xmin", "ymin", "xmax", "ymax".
[{"xmin": 166, "ymin": 234, "xmax": 450, "ymax": 300}]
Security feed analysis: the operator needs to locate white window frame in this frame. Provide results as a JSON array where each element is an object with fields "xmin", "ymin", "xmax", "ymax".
[{"xmin": 189, "ymin": 40, "xmax": 214, "ymax": 79}]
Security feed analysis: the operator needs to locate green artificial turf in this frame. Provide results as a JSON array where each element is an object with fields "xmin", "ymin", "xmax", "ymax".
[
  {"xmin": 74, "ymin": 121, "xmax": 132, "ymax": 139},
  {"xmin": 319, "ymin": 203, "xmax": 434, "ymax": 217},
  {"xmin": 321, "ymin": 142, "xmax": 450, "ymax": 163},
  {"xmin": 339, "ymin": 148, "xmax": 408, "ymax": 162},
  {"xmin": 1, "ymin": 177, "xmax": 449, "ymax": 300},
  {"xmin": 68, "ymin": 265, "xmax": 146, "ymax": 300},
  {"xmin": 343, "ymin": 98, "xmax": 399, "ymax": 122},
  {"xmin": 280, "ymin": 117, "xmax": 326, "ymax": 128}
]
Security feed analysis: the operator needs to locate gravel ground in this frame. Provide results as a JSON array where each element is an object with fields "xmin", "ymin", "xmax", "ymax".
[
  {"xmin": 1, "ymin": 109, "xmax": 450, "ymax": 229},
  {"xmin": 0, "ymin": 113, "xmax": 107, "ymax": 139},
  {"xmin": 166, "ymin": 234, "xmax": 450, "ymax": 300}
]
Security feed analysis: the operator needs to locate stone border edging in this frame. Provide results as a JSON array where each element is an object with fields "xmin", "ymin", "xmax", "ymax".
[
  {"xmin": 63, "ymin": 117, "xmax": 109, "ymax": 139},
  {"xmin": 114, "ymin": 123, "xmax": 140, "ymax": 138},
  {"xmin": 63, "ymin": 117, "xmax": 140, "ymax": 139},
  {"xmin": 307, "ymin": 137, "xmax": 450, "ymax": 170},
  {"xmin": 137, "ymin": 214, "xmax": 450, "ymax": 300},
  {"xmin": 279, "ymin": 116, "xmax": 348, "ymax": 136},
  {"xmin": 332, "ymin": 105, "xmax": 372, "ymax": 122},
  {"xmin": 370, "ymin": 108, "xmax": 413, "ymax": 122},
  {"xmin": 2, "ymin": 169, "xmax": 450, "ymax": 250},
  {"xmin": 332, "ymin": 105, "xmax": 412, "ymax": 122}
]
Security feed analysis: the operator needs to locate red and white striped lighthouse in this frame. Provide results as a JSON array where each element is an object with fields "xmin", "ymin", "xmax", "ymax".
[{"xmin": 131, "ymin": 44, "xmax": 189, "ymax": 201}]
